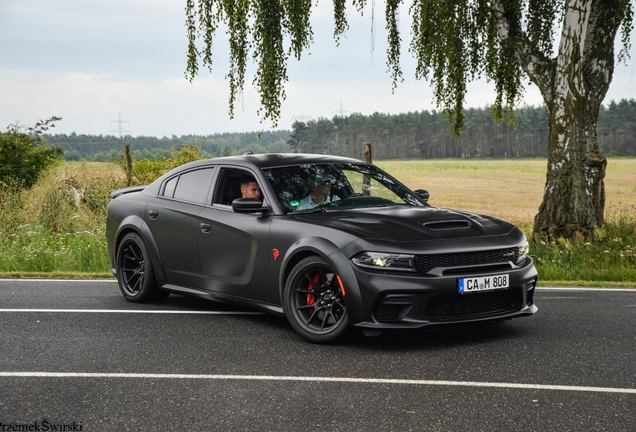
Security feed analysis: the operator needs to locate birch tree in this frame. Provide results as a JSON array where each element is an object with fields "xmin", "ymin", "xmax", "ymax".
[{"xmin": 184, "ymin": 0, "xmax": 633, "ymax": 240}]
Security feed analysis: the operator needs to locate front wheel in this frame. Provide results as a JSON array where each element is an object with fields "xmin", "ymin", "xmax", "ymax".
[
  {"xmin": 116, "ymin": 232, "xmax": 168, "ymax": 303},
  {"xmin": 283, "ymin": 256, "xmax": 349, "ymax": 343}
]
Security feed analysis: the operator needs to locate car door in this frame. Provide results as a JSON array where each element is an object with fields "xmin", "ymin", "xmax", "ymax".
[
  {"xmin": 145, "ymin": 167, "xmax": 215, "ymax": 288},
  {"xmin": 197, "ymin": 167, "xmax": 273, "ymax": 303}
]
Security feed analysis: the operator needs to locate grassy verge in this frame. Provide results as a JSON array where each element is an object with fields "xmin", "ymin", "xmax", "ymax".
[
  {"xmin": 0, "ymin": 162, "xmax": 122, "ymax": 276},
  {"xmin": 0, "ymin": 159, "xmax": 634, "ymax": 284},
  {"xmin": 528, "ymin": 207, "xmax": 636, "ymax": 283},
  {"xmin": 0, "ymin": 225, "xmax": 110, "ymax": 273},
  {"xmin": 536, "ymin": 281, "xmax": 635, "ymax": 288},
  {"xmin": 0, "ymin": 272, "xmax": 114, "ymax": 279}
]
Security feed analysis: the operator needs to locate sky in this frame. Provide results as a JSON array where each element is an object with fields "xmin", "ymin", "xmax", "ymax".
[{"xmin": 2, "ymin": 0, "xmax": 636, "ymax": 137}]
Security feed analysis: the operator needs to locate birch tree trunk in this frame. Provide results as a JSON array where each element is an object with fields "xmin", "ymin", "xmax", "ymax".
[{"xmin": 496, "ymin": 0, "xmax": 628, "ymax": 240}]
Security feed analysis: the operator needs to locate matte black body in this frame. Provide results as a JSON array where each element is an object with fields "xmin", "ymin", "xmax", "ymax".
[{"xmin": 106, "ymin": 153, "xmax": 537, "ymax": 332}]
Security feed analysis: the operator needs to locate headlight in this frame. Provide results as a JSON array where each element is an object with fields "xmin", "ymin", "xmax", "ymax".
[
  {"xmin": 517, "ymin": 240, "xmax": 529, "ymax": 263},
  {"xmin": 351, "ymin": 252, "xmax": 417, "ymax": 272}
]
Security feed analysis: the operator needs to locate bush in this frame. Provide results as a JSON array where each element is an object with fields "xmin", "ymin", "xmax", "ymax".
[
  {"xmin": 0, "ymin": 162, "xmax": 124, "ymax": 274},
  {"xmin": 118, "ymin": 145, "xmax": 208, "ymax": 185},
  {"xmin": 0, "ymin": 117, "xmax": 64, "ymax": 188}
]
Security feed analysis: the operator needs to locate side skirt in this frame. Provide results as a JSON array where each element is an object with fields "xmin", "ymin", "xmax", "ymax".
[{"xmin": 159, "ymin": 283, "xmax": 285, "ymax": 317}]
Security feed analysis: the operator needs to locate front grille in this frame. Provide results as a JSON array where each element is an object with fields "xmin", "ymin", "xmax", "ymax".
[
  {"xmin": 425, "ymin": 288, "xmax": 521, "ymax": 322},
  {"xmin": 415, "ymin": 247, "xmax": 518, "ymax": 274}
]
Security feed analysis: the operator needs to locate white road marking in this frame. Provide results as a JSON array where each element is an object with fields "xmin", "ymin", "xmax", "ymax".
[
  {"xmin": 0, "ymin": 372, "xmax": 634, "ymax": 394},
  {"xmin": 0, "ymin": 309, "xmax": 263, "ymax": 315},
  {"xmin": 537, "ymin": 287, "xmax": 635, "ymax": 292}
]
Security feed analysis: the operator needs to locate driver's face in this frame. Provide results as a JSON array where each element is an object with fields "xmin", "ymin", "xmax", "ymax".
[
  {"xmin": 241, "ymin": 182, "xmax": 261, "ymax": 199},
  {"xmin": 311, "ymin": 183, "xmax": 330, "ymax": 203}
]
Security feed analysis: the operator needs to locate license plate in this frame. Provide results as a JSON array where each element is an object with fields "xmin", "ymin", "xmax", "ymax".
[{"xmin": 458, "ymin": 274, "xmax": 509, "ymax": 294}]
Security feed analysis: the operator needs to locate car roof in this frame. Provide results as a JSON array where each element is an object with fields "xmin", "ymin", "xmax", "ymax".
[
  {"xmin": 182, "ymin": 153, "xmax": 366, "ymax": 170},
  {"xmin": 143, "ymin": 153, "xmax": 370, "ymax": 198}
]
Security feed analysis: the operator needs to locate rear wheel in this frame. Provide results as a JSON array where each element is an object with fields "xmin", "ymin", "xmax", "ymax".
[
  {"xmin": 116, "ymin": 232, "xmax": 168, "ymax": 303},
  {"xmin": 283, "ymin": 256, "xmax": 348, "ymax": 343}
]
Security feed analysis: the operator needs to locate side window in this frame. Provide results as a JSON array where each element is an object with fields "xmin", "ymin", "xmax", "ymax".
[
  {"xmin": 162, "ymin": 176, "xmax": 178, "ymax": 198},
  {"xmin": 171, "ymin": 168, "xmax": 215, "ymax": 204},
  {"xmin": 214, "ymin": 169, "xmax": 262, "ymax": 206}
]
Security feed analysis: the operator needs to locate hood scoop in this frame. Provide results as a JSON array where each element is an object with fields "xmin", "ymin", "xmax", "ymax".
[{"xmin": 424, "ymin": 220, "xmax": 471, "ymax": 230}]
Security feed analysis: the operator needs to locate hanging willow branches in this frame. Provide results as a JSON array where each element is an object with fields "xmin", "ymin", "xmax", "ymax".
[{"xmin": 185, "ymin": 1, "xmax": 632, "ymax": 135}]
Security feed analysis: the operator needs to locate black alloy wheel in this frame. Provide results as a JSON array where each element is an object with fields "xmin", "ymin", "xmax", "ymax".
[
  {"xmin": 116, "ymin": 232, "xmax": 168, "ymax": 303},
  {"xmin": 284, "ymin": 256, "xmax": 348, "ymax": 343}
]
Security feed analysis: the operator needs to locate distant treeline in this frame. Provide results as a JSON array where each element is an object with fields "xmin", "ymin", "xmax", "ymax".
[
  {"xmin": 47, "ymin": 130, "xmax": 292, "ymax": 161},
  {"xmin": 47, "ymin": 99, "xmax": 636, "ymax": 161},
  {"xmin": 290, "ymin": 99, "xmax": 636, "ymax": 159}
]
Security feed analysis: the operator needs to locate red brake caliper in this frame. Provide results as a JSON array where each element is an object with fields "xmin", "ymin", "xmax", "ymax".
[{"xmin": 306, "ymin": 273, "xmax": 319, "ymax": 314}]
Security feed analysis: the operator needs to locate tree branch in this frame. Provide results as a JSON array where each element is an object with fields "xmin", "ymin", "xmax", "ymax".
[{"xmin": 492, "ymin": 0, "xmax": 555, "ymax": 103}]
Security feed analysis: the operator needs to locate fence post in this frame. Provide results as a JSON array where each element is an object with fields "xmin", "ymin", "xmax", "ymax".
[
  {"xmin": 124, "ymin": 144, "xmax": 133, "ymax": 187},
  {"xmin": 363, "ymin": 142, "xmax": 372, "ymax": 163},
  {"xmin": 362, "ymin": 142, "xmax": 372, "ymax": 195}
]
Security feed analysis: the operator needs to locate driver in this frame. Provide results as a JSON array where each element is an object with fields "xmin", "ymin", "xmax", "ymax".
[
  {"xmin": 295, "ymin": 175, "xmax": 340, "ymax": 210},
  {"xmin": 240, "ymin": 175, "xmax": 261, "ymax": 200}
]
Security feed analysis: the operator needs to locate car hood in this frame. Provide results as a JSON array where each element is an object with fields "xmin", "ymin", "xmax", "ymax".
[{"xmin": 293, "ymin": 206, "xmax": 516, "ymax": 242}]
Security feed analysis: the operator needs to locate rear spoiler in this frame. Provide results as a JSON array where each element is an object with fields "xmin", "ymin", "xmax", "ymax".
[{"xmin": 110, "ymin": 185, "xmax": 147, "ymax": 199}]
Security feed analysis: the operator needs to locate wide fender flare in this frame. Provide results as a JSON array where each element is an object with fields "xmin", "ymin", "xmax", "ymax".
[
  {"xmin": 278, "ymin": 237, "xmax": 363, "ymax": 325},
  {"xmin": 114, "ymin": 215, "xmax": 166, "ymax": 283}
]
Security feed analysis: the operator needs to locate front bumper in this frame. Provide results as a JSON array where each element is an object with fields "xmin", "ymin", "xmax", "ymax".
[{"xmin": 349, "ymin": 258, "xmax": 538, "ymax": 330}]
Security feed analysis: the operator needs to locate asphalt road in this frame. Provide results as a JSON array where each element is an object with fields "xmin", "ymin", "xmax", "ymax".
[{"xmin": 0, "ymin": 280, "xmax": 635, "ymax": 431}]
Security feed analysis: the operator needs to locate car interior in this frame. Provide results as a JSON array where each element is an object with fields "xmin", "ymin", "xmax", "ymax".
[{"xmin": 214, "ymin": 169, "xmax": 263, "ymax": 207}]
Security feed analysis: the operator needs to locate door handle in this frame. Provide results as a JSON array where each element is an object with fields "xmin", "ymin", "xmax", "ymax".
[
  {"xmin": 148, "ymin": 209, "xmax": 159, "ymax": 219},
  {"xmin": 200, "ymin": 223, "xmax": 212, "ymax": 233}
]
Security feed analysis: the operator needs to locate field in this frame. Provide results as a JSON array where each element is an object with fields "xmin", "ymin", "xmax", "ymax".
[
  {"xmin": 0, "ymin": 158, "xmax": 635, "ymax": 284},
  {"xmin": 376, "ymin": 159, "xmax": 636, "ymax": 228}
]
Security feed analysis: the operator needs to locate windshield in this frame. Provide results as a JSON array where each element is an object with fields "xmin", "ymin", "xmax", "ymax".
[{"xmin": 263, "ymin": 163, "xmax": 426, "ymax": 213}]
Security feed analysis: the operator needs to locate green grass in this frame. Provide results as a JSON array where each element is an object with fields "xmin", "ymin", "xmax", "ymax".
[
  {"xmin": 0, "ymin": 162, "xmax": 121, "ymax": 276},
  {"xmin": 529, "ymin": 208, "xmax": 636, "ymax": 283},
  {"xmin": 0, "ymin": 225, "xmax": 110, "ymax": 274},
  {"xmin": 0, "ymin": 272, "xmax": 114, "ymax": 279},
  {"xmin": 536, "ymin": 281, "xmax": 635, "ymax": 288}
]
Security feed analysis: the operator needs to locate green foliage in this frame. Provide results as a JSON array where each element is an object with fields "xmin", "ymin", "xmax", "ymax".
[
  {"xmin": 36, "ymin": 99, "xmax": 636, "ymax": 162},
  {"xmin": 0, "ymin": 224, "xmax": 109, "ymax": 273},
  {"xmin": 186, "ymin": 0, "xmax": 311, "ymax": 126},
  {"xmin": 267, "ymin": 138, "xmax": 292, "ymax": 153},
  {"xmin": 47, "ymin": 130, "xmax": 290, "ymax": 161},
  {"xmin": 531, "ymin": 207, "xmax": 636, "ymax": 282},
  {"xmin": 287, "ymin": 100, "xmax": 636, "ymax": 159},
  {"xmin": 119, "ymin": 145, "xmax": 209, "ymax": 186},
  {"xmin": 0, "ymin": 117, "xmax": 64, "ymax": 188},
  {"xmin": 245, "ymin": 143, "xmax": 267, "ymax": 154},
  {"xmin": 0, "ymin": 162, "xmax": 124, "ymax": 274}
]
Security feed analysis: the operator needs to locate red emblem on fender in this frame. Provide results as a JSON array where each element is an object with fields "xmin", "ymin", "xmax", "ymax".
[{"xmin": 272, "ymin": 249, "xmax": 280, "ymax": 260}]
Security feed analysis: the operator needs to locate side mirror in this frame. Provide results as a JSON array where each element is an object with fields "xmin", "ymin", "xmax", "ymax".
[
  {"xmin": 232, "ymin": 198, "xmax": 268, "ymax": 213},
  {"xmin": 414, "ymin": 189, "xmax": 430, "ymax": 202}
]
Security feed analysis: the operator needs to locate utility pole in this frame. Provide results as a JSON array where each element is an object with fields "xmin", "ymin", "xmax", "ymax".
[
  {"xmin": 331, "ymin": 100, "xmax": 350, "ymax": 117},
  {"xmin": 110, "ymin": 113, "xmax": 131, "ymax": 138}
]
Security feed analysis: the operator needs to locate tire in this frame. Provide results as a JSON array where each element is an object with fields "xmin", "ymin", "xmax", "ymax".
[
  {"xmin": 116, "ymin": 232, "xmax": 168, "ymax": 303},
  {"xmin": 283, "ymin": 256, "xmax": 349, "ymax": 343}
]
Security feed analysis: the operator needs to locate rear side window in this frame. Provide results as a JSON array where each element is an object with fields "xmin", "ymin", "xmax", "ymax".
[
  {"xmin": 163, "ymin": 176, "xmax": 178, "ymax": 198},
  {"xmin": 170, "ymin": 168, "xmax": 214, "ymax": 204}
]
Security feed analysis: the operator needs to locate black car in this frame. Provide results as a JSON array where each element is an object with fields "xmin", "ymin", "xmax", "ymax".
[{"xmin": 106, "ymin": 153, "xmax": 537, "ymax": 342}]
